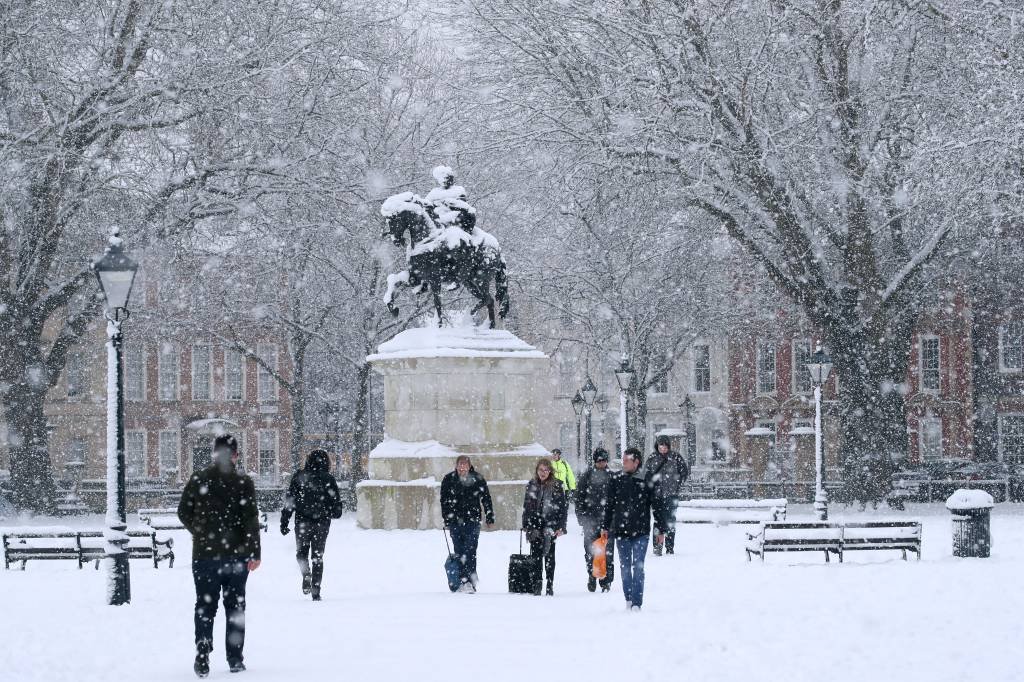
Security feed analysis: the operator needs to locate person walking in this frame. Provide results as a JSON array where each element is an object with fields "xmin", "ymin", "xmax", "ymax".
[
  {"xmin": 550, "ymin": 448, "xmax": 577, "ymax": 502},
  {"xmin": 575, "ymin": 447, "xmax": 615, "ymax": 592},
  {"xmin": 440, "ymin": 456, "xmax": 495, "ymax": 593},
  {"xmin": 601, "ymin": 447, "xmax": 669, "ymax": 611},
  {"xmin": 647, "ymin": 434, "xmax": 689, "ymax": 556},
  {"xmin": 177, "ymin": 434, "xmax": 262, "ymax": 678},
  {"xmin": 280, "ymin": 449, "xmax": 343, "ymax": 601},
  {"xmin": 522, "ymin": 458, "xmax": 568, "ymax": 596}
]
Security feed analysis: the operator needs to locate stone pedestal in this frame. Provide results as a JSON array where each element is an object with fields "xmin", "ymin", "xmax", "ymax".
[{"xmin": 356, "ymin": 326, "xmax": 550, "ymax": 530}]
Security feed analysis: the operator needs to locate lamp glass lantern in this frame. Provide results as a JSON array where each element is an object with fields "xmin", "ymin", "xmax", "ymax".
[
  {"xmin": 571, "ymin": 391, "xmax": 585, "ymax": 417},
  {"xmin": 92, "ymin": 236, "xmax": 139, "ymax": 314},
  {"xmin": 806, "ymin": 347, "xmax": 833, "ymax": 387},
  {"xmin": 581, "ymin": 375, "xmax": 598, "ymax": 406},
  {"xmin": 614, "ymin": 359, "xmax": 635, "ymax": 392}
]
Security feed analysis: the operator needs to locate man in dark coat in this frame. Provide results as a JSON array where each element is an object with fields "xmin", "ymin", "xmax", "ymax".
[
  {"xmin": 646, "ymin": 434, "xmax": 689, "ymax": 556},
  {"xmin": 178, "ymin": 434, "xmax": 261, "ymax": 678},
  {"xmin": 280, "ymin": 449, "xmax": 342, "ymax": 601},
  {"xmin": 601, "ymin": 448, "xmax": 668, "ymax": 611},
  {"xmin": 575, "ymin": 447, "xmax": 615, "ymax": 592},
  {"xmin": 440, "ymin": 455, "xmax": 495, "ymax": 592}
]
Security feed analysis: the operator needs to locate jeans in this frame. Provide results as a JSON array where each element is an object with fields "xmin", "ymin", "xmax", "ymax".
[
  {"xmin": 449, "ymin": 522, "xmax": 481, "ymax": 585},
  {"xmin": 652, "ymin": 497, "xmax": 678, "ymax": 553},
  {"xmin": 192, "ymin": 559, "xmax": 249, "ymax": 663},
  {"xmin": 616, "ymin": 535, "xmax": 649, "ymax": 607},
  {"xmin": 580, "ymin": 516, "xmax": 614, "ymax": 587},
  {"xmin": 295, "ymin": 517, "xmax": 331, "ymax": 590},
  {"xmin": 528, "ymin": 529, "xmax": 557, "ymax": 589}
]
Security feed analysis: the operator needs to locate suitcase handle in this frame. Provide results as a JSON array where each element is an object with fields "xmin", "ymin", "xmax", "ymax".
[{"xmin": 443, "ymin": 528, "xmax": 453, "ymax": 555}]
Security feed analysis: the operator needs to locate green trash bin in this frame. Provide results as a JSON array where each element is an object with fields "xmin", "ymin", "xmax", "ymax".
[{"xmin": 946, "ymin": 489, "xmax": 994, "ymax": 558}]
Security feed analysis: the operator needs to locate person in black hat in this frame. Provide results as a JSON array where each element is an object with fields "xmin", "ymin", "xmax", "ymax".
[
  {"xmin": 575, "ymin": 447, "xmax": 615, "ymax": 592},
  {"xmin": 281, "ymin": 449, "xmax": 343, "ymax": 601},
  {"xmin": 178, "ymin": 434, "xmax": 261, "ymax": 677},
  {"xmin": 647, "ymin": 434, "xmax": 689, "ymax": 556}
]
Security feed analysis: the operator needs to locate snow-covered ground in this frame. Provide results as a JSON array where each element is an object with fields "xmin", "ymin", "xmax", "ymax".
[{"xmin": 2, "ymin": 504, "xmax": 1021, "ymax": 682}]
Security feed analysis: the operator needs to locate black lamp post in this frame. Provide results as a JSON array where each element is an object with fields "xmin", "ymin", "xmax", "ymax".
[
  {"xmin": 614, "ymin": 357, "xmax": 635, "ymax": 453},
  {"xmin": 807, "ymin": 346, "xmax": 834, "ymax": 521},
  {"xmin": 580, "ymin": 375, "xmax": 598, "ymax": 459},
  {"xmin": 571, "ymin": 391, "xmax": 585, "ymax": 462},
  {"xmin": 91, "ymin": 227, "xmax": 138, "ymax": 606},
  {"xmin": 681, "ymin": 394, "xmax": 696, "ymax": 466}
]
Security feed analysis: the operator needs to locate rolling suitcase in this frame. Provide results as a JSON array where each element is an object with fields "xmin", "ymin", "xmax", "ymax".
[
  {"xmin": 443, "ymin": 529, "xmax": 461, "ymax": 592},
  {"xmin": 508, "ymin": 531, "xmax": 541, "ymax": 594}
]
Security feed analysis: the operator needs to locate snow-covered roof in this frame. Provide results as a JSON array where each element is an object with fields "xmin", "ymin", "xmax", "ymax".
[
  {"xmin": 945, "ymin": 489, "xmax": 995, "ymax": 511},
  {"xmin": 368, "ymin": 326, "xmax": 547, "ymax": 361},
  {"xmin": 744, "ymin": 426, "xmax": 775, "ymax": 436}
]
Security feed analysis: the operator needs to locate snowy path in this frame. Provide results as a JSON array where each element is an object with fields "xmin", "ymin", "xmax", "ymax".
[{"xmin": 2, "ymin": 504, "xmax": 1021, "ymax": 681}]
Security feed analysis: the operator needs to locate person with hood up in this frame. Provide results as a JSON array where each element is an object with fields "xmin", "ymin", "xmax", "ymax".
[
  {"xmin": 646, "ymin": 434, "xmax": 689, "ymax": 556},
  {"xmin": 522, "ymin": 458, "xmax": 569, "ymax": 596},
  {"xmin": 440, "ymin": 456, "xmax": 495, "ymax": 592},
  {"xmin": 280, "ymin": 449, "xmax": 343, "ymax": 601},
  {"xmin": 575, "ymin": 447, "xmax": 615, "ymax": 592}
]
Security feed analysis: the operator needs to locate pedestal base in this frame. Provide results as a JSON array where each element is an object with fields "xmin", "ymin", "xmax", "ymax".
[{"xmin": 357, "ymin": 479, "xmax": 529, "ymax": 530}]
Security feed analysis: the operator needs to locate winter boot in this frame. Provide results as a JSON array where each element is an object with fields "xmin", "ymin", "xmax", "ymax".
[
  {"xmin": 545, "ymin": 581, "xmax": 554, "ymax": 596},
  {"xmin": 302, "ymin": 574, "xmax": 312, "ymax": 595},
  {"xmin": 311, "ymin": 585, "xmax": 322, "ymax": 601},
  {"xmin": 587, "ymin": 576, "xmax": 597, "ymax": 592},
  {"xmin": 194, "ymin": 653, "xmax": 210, "ymax": 679},
  {"xmin": 229, "ymin": 661, "xmax": 247, "ymax": 673}
]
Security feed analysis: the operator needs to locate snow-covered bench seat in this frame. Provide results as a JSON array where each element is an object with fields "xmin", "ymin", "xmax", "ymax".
[
  {"xmin": 139, "ymin": 507, "xmax": 269, "ymax": 532},
  {"xmin": 2, "ymin": 528, "xmax": 174, "ymax": 570},
  {"xmin": 677, "ymin": 498, "xmax": 787, "ymax": 524},
  {"xmin": 746, "ymin": 520, "xmax": 922, "ymax": 563}
]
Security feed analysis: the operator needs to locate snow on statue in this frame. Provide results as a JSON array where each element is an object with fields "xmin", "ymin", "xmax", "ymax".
[{"xmin": 380, "ymin": 166, "xmax": 510, "ymax": 328}]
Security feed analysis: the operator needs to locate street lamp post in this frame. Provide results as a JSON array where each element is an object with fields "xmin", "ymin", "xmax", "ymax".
[
  {"xmin": 571, "ymin": 391, "xmax": 585, "ymax": 463},
  {"xmin": 580, "ymin": 375, "xmax": 598, "ymax": 459},
  {"xmin": 807, "ymin": 346, "xmax": 834, "ymax": 521},
  {"xmin": 681, "ymin": 394, "xmax": 696, "ymax": 466},
  {"xmin": 615, "ymin": 357, "xmax": 635, "ymax": 454},
  {"xmin": 92, "ymin": 227, "xmax": 139, "ymax": 606}
]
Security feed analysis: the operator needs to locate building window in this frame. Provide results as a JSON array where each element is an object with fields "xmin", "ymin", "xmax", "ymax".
[
  {"xmin": 650, "ymin": 372, "xmax": 668, "ymax": 395},
  {"xmin": 1001, "ymin": 321, "xmax": 1023, "ymax": 372},
  {"xmin": 158, "ymin": 343, "xmax": 179, "ymax": 401},
  {"xmin": 258, "ymin": 429, "xmax": 279, "ymax": 484},
  {"xmin": 919, "ymin": 417, "xmax": 943, "ymax": 462},
  {"xmin": 920, "ymin": 335, "xmax": 941, "ymax": 392},
  {"xmin": 756, "ymin": 341, "xmax": 777, "ymax": 395},
  {"xmin": 159, "ymin": 430, "xmax": 180, "ymax": 475},
  {"xmin": 66, "ymin": 352, "xmax": 86, "ymax": 399},
  {"xmin": 192, "ymin": 345, "xmax": 211, "ymax": 401},
  {"xmin": 756, "ymin": 419, "xmax": 777, "ymax": 449},
  {"xmin": 792, "ymin": 339, "xmax": 812, "ymax": 394},
  {"xmin": 67, "ymin": 439, "xmax": 88, "ymax": 465},
  {"xmin": 692, "ymin": 344, "xmax": 711, "ymax": 393},
  {"xmin": 126, "ymin": 431, "xmax": 147, "ymax": 479},
  {"xmin": 257, "ymin": 343, "xmax": 278, "ymax": 403},
  {"xmin": 710, "ymin": 428, "xmax": 727, "ymax": 462},
  {"xmin": 225, "ymin": 348, "xmax": 245, "ymax": 401},
  {"xmin": 1000, "ymin": 415, "xmax": 1024, "ymax": 463},
  {"xmin": 125, "ymin": 344, "xmax": 146, "ymax": 402}
]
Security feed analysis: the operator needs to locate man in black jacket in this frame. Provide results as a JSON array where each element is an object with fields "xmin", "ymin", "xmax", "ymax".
[
  {"xmin": 601, "ymin": 448, "xmax": 667, "ymax": 611},
  {"xmin": 439, "ymin": 456, "xmax": 495, "ymax": 592},
  {"xmin": 647, "ymin": 434, "xmax": 689, "ymax": 556},
  {"xmin": 280, "ymin": 449, "xmax": 342, "ymax": 601},
  {"xmin": 576, "ymin": 448, "xmax": 615, "ymax": 592},
  {"xmin": 178, "ymin": 434, "xmax": 261, "ymax": 678}
]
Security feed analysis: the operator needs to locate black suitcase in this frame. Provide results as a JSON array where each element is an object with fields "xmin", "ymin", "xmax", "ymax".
[{"xmin": 508, "ymin": 532, "xmax": 541, "ymax": 594}]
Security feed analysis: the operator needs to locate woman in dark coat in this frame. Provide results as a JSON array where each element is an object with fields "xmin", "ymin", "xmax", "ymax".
[
  {"xmin": 522, "ymin": 457, "xmax": 568, "ymax": 596},
  {"xmin": 280, "ymin": 449, "xmax": 343, "ymax": 601}
]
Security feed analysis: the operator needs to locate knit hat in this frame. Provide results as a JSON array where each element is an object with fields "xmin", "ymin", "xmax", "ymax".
[{"xmin": 593, "ymin": 448, "xmax": 610, "ymax": 463}]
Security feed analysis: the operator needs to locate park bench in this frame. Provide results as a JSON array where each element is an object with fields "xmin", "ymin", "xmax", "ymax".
[
  {"xmin": 746, "ymin": 520, "xmax": 922, "ymax": 563},
  {"xmin": 139, "ymin": 507, "xmax": 269, "ymax": 532},
  {"xmin": 2, "ymin": 528, "xmax": 174, "ymax": 570},
  {"xmin": 677, "ymin": 498, "xmax": 787, "ymax": 524}
]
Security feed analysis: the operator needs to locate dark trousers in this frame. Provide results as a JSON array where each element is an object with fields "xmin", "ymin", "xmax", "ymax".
[
  {"xmin": 580, "ymin": 516, "xmax": 614, "ymax": 587},
  {"xmin": 528, "ymin": 530, "xmax": 557, "ymax": 589},
  {"xmin": 449, "ymin": 521, "xmax": 481, "ymax": 585},
  {"xmin": 192, "ymin": 559, "xmax": 249, "ymax": 663},
  {"xmin": 652, "ymin": 497, "xmax": 678, "ymax": 553},
  {"xmin": 295, "ymin": 517, "xmax": 331, "ymax": 589},
  {"xmin": 616, "ymin": 535, "xmax": 649, "ymax": 607}
]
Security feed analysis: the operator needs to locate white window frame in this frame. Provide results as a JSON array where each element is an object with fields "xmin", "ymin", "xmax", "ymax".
[
  {"xmin": 919, "ymin": 417, "xmax": 943, "ymax": 462},
  {"xmin": 1000, "ymin": 321, "xmax": 1023, "ymax": 373},
  {"xmin": 191, "ymin": 344, "xmax": 212, "ymax": 401},
  {"xmin": 919, "ymin": 334, "xmax": 941, "ymax": 393},
  {"xmin": 756, "ymin": 341, "xmax": 777, "ymax": 395},
  {"xmin": 158, "ymin": 343, "xmax": 179, "ymax": 402},
  {"xmin": 792, "ymin": 338, "xmax": 812, "ymax": 395},
  {"xmin": 650, "ymin": 372, "xmax": 669, "ymax": 395},
  {"xmin": 257, "ymin": 343, "xmax": 278, "ymax": 403},
  {"xmin": 158, "ymin": 430, "xmax": 180, "ymax": 476},
  {"xmin": 125, "ymin": 430, "xmax": 147, "ymax": 480},
  {"xmin": 999, "ymin": 414, "xmax": 1024, "ymax": 464},
  {"xmin": 257, "ymin": 429, "xmax": 279, "ymax": 484},
  {"xmin": 125, "ymin": 344, "xmax": 146, "ymax": 402},
  {"xmin": 692, "ymin": 344, "xmax": 711, "ymax": 393},
  {"xmin": 66, "ymin": 351, "xmax": 86, "ymax": 400},
  {"xmin": 224, "ymin": 347, "xmax": 245, "ymax": 402},
  {"xmin": 710, "ymin": 428, "xmax": 727, "ymax": 462}
]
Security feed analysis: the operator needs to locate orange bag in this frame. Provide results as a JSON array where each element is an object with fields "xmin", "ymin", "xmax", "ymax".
[{"xmin": 591, "ymin": 536, "xmax": 608, "ymax": 580}]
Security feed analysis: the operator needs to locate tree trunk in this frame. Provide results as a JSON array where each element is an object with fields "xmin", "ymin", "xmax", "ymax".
[
  {"xmin": 288, "ymin": 348, "xmax": 306, "ymax": 474},
  {"xmin": 3, "ymin": 376, "xmax": 57, "ymax": 514},
  {"xmin": 349, "ymin": 361, "xmax": 372, "ymax": 500},
  {"xmin": 628, "ymin": 382, "xmax": 649, "ymax": 454}
]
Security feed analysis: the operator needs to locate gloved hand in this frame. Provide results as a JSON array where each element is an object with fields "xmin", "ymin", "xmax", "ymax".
[{"xmin": 280, "ymin": 523, "xmax": 290, "ymax": 536}]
